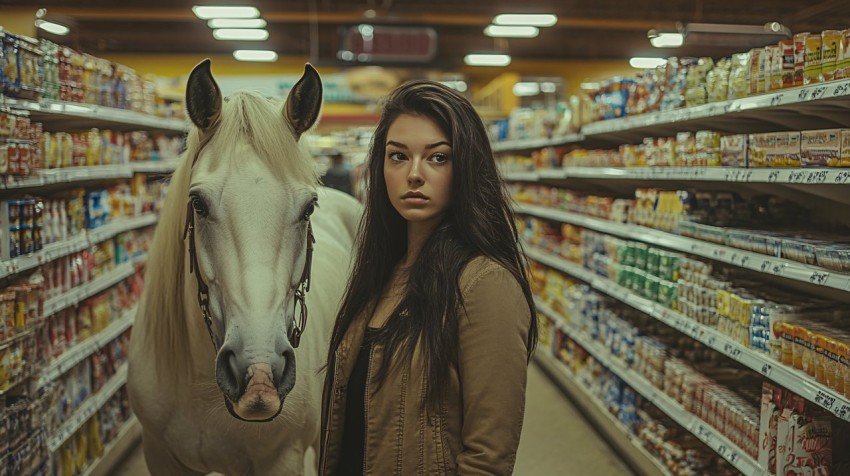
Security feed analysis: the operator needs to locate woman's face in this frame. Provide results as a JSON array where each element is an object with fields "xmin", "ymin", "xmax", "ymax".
[{"xmin": 384, "ymin": 114, "xmax": 453, "ymax": 227}]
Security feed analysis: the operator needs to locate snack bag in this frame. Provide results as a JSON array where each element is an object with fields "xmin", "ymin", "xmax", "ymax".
[{"xmin": 804, "ymin": 34, "xmax": 823, "ymax": 85}]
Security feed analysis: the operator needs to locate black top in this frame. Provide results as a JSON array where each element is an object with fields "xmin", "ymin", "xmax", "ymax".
[
  {"xmin": 336, "ymin": 327, "xmax": 381, "ymax": 476},
  {"xmin": 322, "ymin": 166, "xmax": 354, "ymax": 196}
]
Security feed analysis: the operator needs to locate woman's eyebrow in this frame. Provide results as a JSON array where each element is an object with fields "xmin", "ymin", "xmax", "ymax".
[{"xmin": 386, "ymin": 140, "xmax": 451, "ymax": 150}]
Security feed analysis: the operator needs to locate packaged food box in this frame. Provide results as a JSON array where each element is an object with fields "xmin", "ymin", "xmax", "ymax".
[
  {"xmin": 720, "ymin": 134, "xmax": 748, "ymax": 167},
  {"xmin": 749, "ymin": 131, "xmax": 802, "ymax": 167},
  {"xmin": 795, "ymin": 33, "xmax": 810, "ymax": 86},
  {"xmin": 804, "ymin": 33, "xmax": 823, "ymax": 85},
  {"xmin": 801, "ymin": 129, "xmax": 843, "ymax": 167},
  {"xmin": 822, "ymin": 30, "xmax": 842, "ymax": 82},
  {"xmin": 837, "ymin": 29, "xmax": 850, "ymax": 80},
  {"xmin": 839, "ymin": 130, "xmax": 850, "ymax": 166},
  {"xmin": 749, "ymin": 48, "xmax": 762, "ymax": 95}
]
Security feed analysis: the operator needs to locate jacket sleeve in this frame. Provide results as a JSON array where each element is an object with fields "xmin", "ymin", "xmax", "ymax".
[{"xmin": 456, "ymin": 265, "xmax": 531, "ymax": 475}]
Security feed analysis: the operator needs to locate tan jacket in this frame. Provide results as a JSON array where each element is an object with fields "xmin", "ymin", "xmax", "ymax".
[{"xmin": 320, "ymin": 257, "xmax": 532, "ymax": 475}]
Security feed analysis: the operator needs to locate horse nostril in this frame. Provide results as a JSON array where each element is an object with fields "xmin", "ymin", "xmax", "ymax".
[{"xmin": 215, "ymin": 348, "xmax": 244, "ymax": 401}]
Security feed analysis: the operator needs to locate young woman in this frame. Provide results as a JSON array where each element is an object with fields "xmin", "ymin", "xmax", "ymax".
[{"xmin": 320, "ymin": 80, "xmax": 538, "ymax": 475}]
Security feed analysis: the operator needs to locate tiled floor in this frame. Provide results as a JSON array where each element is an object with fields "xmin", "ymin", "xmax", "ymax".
[{"xmin": 113, "ymin": 363, "xmax": 631, "ymax": 475}]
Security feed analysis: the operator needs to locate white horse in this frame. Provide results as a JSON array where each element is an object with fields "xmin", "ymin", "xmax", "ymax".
[{"xmin": 128, "ymin": 60, "xmax": 361, "ymax": 475}]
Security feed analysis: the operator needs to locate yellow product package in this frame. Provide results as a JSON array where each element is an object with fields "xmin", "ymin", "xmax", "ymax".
[
  {"xmin": 804, "ymin": 34, "xmax": 823, "ymax": 85},
  {"xmin": 837, "ymin": 29, "xmax": 850, "ymax": 80},
  {"xmin": 794, "ymin": 33, "xmax": 809, "ymax": 86},
  {"xmin": 821, "ymin": 30, "xmax": 842, "ymax": 82}
]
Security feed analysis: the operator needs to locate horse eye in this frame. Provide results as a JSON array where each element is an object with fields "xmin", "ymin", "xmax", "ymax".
[
  {"xmin": 191, "ymin": 196, "xmax": 209, "ymax": 217},
  {"xmin": 302, "ymin": 202, "xmax": 316, "ymax": 221}
]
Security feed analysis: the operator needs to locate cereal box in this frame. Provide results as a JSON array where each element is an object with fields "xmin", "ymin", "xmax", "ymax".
[
  {"xmin": 768, "ymin": 44, "xmax": 783, "ymax": 91},
  {"xmin": 822, "ymin": 30, "xmax": 842, "ymax": 82},
  {"xmin": 749, "ymin": 132, "xmax": 801, "ymax": 167},
  {"xmin": 750, "ymin": 47, "xmax": 763, "ymax": 94},
  {"xmin": 801, "ymin": 129, "xmax": 842, "ymax": 167},
  {"xmin": 720, "ymin": 134, "xmax": 748, "ymax": 167},
  {"xmin": 804, "ymin": 33, "xmax": 823, "ymax": 85},
  {"xmin": 795, "ymin": 33, "xmax": 810, "ymax": 86}
]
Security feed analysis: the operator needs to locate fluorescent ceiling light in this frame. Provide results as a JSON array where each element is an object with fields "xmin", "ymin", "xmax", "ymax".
[
  {"xmin": 513, "ymin": 82, "xmax": 540, "ymax": 96},
  {"xmin": 484, "ymin": 25, "xmax": 539, "ymax": 38},
  {"xmin": 540, "ymin": 82, "xmax": 557, "ymax": 93},
  {"xmin": 233, "ymin": 50, "xmax": 278, "ymax": 62},
  {"xmin": 440, "ymin": 80, "xmax": 468, "ymax": 92},
  {"xmin": 493, "ymin": 14, "xmax": 557, "ymax": 27},
  {"xmin": 464, "ymin": 54, "xmax": 512, "ymax": 66},
  {"xmin": 629, "ymin": 57, "xmax": 667, "ymax": 69},
  {"xmin": 650, "ymin": 32, "xmax": 684, "ymax": 48},
  {"xmin": 213, "ymin": 29, "xmax": 269, "ymax": 41},
  {"xmin": 35, "ymin": 19, "xmax": 70, "ymax": 36},
  {"xmin": 208, "ymin": 18, "xmax": 267, "ymax": 29},
  {"xmin": 192, "ymin": 6, "xmax": 260, "ymax": 20}
]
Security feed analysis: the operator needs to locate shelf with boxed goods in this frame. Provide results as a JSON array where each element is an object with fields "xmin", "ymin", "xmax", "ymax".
[
  {"xmin": 535, "ymin": 300, "xmax": 766, "ymax": 475},
  {"xmin": 533, "ymin": 348, "xmax": 674, "ymax": 476},
  {"xmin": 491, "ymin": 134, "xmax": 584, "ymax": 153},
  {"xmin": 515, "ymin": 202, "xmax": 850, "ymax": 293},
  {"xmin": 523, "ymin": 238, "xmax": 850, "ymax": 424},
  {"xmin": 80, "ymin": 415, "xmax": 140, "ymax": 476}
]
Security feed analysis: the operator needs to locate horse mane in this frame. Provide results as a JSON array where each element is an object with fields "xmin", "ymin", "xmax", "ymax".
[{"xmin": 137, "ymin": 91, "xmax": 319, "ymax": 381}]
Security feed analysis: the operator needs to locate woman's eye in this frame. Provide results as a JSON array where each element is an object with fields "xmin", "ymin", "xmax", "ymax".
[
  {"xmin": 388, "ymin": 152, "xmax": 406, "ymax": 161},
  {"xmin": 191, "ymin": 196, "xmax": 209, "ymax": 217},
  {"xmin": 431, "ymin": 153, "xmax": 450, "ymax": 164}
]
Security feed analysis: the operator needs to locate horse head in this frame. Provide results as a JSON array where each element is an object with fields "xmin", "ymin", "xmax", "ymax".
[{"xmin": 183, "ymin": 59, "xmax": 322, "ymax": 422}]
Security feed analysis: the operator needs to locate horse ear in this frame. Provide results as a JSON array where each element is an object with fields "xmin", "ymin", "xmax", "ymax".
[
  {"xmin": 186, "ymin": 59, "xmax": 223, "ymax": 131},
  {"xmin": 284, "ymin": 64, "xmax": 323, "ymax": 141}
]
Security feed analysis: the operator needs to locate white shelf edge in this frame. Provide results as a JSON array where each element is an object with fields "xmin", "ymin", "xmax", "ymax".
[
  {"xmin": 47, "ymin": 363, "xmax": 128, "ymax": 453},
  {"xmin": 535, "ymin": 300, "xmax": 765, "ymax": 475},
  {"xmin": 37, "ymin": 305, "xmax": 137, "ymax": 388},
  {"xmin": 561, "ymin": 167, "xmax": 850, "ymax": 185},
  {"xmin": 502, "ymin": 171, "xmax": 540, "ymax": 182},
  {"xmin": 129, "ymin": 160, "xmax": 180, "ymax": 173},
  {"xmin": 534, "ymin": 351, "xmax": 673, "ymax": 476},
  {"xmin": 516, "ymin": 204, "xmax": 850, "ymax": 293},
  {"xmin": 1, "ymin": 165, "xmax": 134, "ymax": 190},
  {"xmin": 581, "ymin": 78, "xmax": 850, "ymax": 136},
  {"xmin": 81, "ymin": 415, "xmax": 142, "ymax": 476},
  {"xmin": 1, "ymin": 96, "xmax": 188, "ymax": 132},
  {"xmin": 492, "ymin": 134, "xmax": 584, "ymax": 153},
  {"xmin": 525, "ymin": 246, "xmax": 850, "ymax": 424},
  {"xmin": 42, "ymin": 257, "xmax": 142, "ymax": 319}
]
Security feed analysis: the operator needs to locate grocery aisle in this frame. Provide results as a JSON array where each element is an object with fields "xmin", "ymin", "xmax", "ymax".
[{"xmin": 111, "ymin": 362, "xmax": 631, "ymax": 475}]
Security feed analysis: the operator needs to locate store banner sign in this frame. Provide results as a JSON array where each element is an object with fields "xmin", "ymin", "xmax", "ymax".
[
  {"xmin": 216, "ymin": 74, "xmax": 369, "ymax": 103},
  {"xmin": 342, "ymin": 25, "xmax": 437, "ymax": 63}
]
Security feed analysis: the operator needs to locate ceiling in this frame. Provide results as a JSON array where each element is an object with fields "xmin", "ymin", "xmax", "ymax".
[{"xmin": 7, "ymin": 0, "xmax": 850, "ymax": 68}]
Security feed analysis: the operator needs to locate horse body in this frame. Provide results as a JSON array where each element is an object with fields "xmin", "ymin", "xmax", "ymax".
[{"xmin": 127, "ymin": 61, "xmax": 361, "ymax": 475}]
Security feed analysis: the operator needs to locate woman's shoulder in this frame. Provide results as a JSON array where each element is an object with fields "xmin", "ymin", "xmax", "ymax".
[{"xmin": 459, "ymin": 256, "xmax": 518, "ymax": 295}]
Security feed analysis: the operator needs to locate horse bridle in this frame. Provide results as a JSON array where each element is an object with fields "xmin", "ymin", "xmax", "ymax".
[{"xmin": 182, "ymin": 133, "xmax": 316, "ymax": 353}]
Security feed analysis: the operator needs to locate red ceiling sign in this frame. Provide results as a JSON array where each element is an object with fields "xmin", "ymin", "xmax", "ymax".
[{"xmin": 342, "ymin": 25, "xmax": 437, "ymax": 63}]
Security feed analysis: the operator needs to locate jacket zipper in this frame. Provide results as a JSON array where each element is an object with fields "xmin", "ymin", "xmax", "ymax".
[{"xmin": 363, "ymin": 344, "xmax": 375, "ymax": 476}]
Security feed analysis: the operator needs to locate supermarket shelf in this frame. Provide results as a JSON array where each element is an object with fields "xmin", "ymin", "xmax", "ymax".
[
  {"xmin": 525, "ymin": 247, "xmax": 850, "ymax": 424},
  {"xmin": 1, "ymin": 96, "xmax": 188, "ymax": 133},
  {"xmin": 581, "ymin": 78, "xmax": 850, "ymax": 141},
  {"xmin": 492, "ymin": 134, "xmax": 584, "ymax": 153},
  {"xmin": 0, "ymin": 213, "xmax": 156, "ymax": 281},
  {"xmin": 0, "ymin": 368, "xmax": 34, "ymax": 396},
  {"xmin": 1, "ymin": 165, "xmax": 134, "ymax": 191},
  {"xmin": 535, "ymin": 300, "xmax": 766, "ymax": 475},
  {"xmin": 82, "ymin": 416, "xmax": 142, "ymax": 476},
  {"xmin": 504, "ymin": 167, "xmax": 850, "ymax": 185},
  {"xmin": 0, "ymin": 326, "xmax": 37, "ymax": 351},
  {"xmin": 47, "ymin": 363, "xmax": 128, "ymax": 453},
  {"xmin": 129, "ymin": 160, "xmax": 180, "ymax": 174},
  {"xmin": 517, "ymin": 204, "xmax": 850, "ymax": 293},
  {"xmin": 534, "ymin": 351, "xmax": 671, "ymax": 476},
  {"xmin": 37, "ymin": 305, "xmax": 137, "ymax": 388},
  {"xmin": 42, "ymin": 256, "xmax": 144, "ymax": 318}
]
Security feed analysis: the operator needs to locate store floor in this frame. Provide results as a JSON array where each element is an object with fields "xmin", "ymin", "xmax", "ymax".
[{"xmin": 113, "ymin": 363, "xmax": 632, "ymax": 475}]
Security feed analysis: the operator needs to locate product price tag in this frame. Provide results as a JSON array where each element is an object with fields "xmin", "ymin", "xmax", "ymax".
[
  {"xmin": 740, "ymin": 256, "xmax": 751, "ymax": 267},
  {"xmin": 798, "ymin": 88, "xmax": 811, "ymax": 102},
  {"xmin": 760, "ymin": 363, "xmax": 773, "ymax": 377},
  {"xmin": 706, "ymin": 335, "xmax": 717, "ymax": 348},
  {"xmin": 724, "ymin": 169, "xmax": 754, "ymax": 182},
  {"xmin": 810, "ymin": 86, "xmax": 828, "ymax": 99},
  {"xmin": 814, "ymin": 390, "xmax": 836, "ymax": 411},
  {"xmin": 832, "ymin": 81, "xmax": 850, "ymax": 97},
  {"xmin": 770, "ymin": 94, "xmax": 783, "ymax": 106},
  {"xmin": 809, "ymin": 271, "xmax": 830, "ymax": 286},
  {"xmin": 724, "ymin": 343, "xmax": 743, "ymax": 360},
  {"xmin": 767, "ymin": 170, "xmax": 782, "ymax": 182},
  {"xmin": 834, "ymin": 403, "xmax": 850, "ymax": 420},
  {"xmin": 695, "ymin": 424, "xmax": 715, "ymax": 444},
  {"xmin": 835, "ymin": 170, "xmax": 850, "ymax": 184}
]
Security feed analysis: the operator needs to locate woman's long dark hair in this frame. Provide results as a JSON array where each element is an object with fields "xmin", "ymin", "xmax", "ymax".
[{"xmin": 327, "ymin": 80, "xmax": 538, "ymax": 410}]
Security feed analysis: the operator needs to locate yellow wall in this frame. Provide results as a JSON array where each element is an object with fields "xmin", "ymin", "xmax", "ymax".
[{"xmin": 4, "ymin": 8, "xmax": 38, "ymax": 36}]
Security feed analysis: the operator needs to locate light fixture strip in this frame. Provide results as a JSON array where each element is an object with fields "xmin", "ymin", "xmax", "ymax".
[
  {"xmin": 192, "ymin": 6, "xmax": 261, "ymax": 20},
  {"xmin": 492, "ymin": 14, "xmax": 558, "ymax": 27},
  {"xmin": 208, "ymin": 18, "xmax": 267, "ymax": 29},
  {"xmin": 484, "ymin": 25, "xmax": 539, "ymax": 38},
  {"xmin": 464, "ymin": 54, "xmax": 512, "ymax": 67},
  {"xmin": 233, "ymin": 50, "xmax": 278, "ymax": 62},
  {"xmin": 213, "ymin": 28, "xmax": 269, "ymax": 41}
]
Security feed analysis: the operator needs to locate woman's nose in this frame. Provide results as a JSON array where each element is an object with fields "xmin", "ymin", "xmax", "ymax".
[{"xmin": 407, "ymin": 159, "xmax": 424, "ymax": 187}]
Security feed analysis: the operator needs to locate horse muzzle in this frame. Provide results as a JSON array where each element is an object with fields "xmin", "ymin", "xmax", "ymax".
[{"xmin": 215, "ymin": 344, "xmax": 297, "ymax": 422}]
